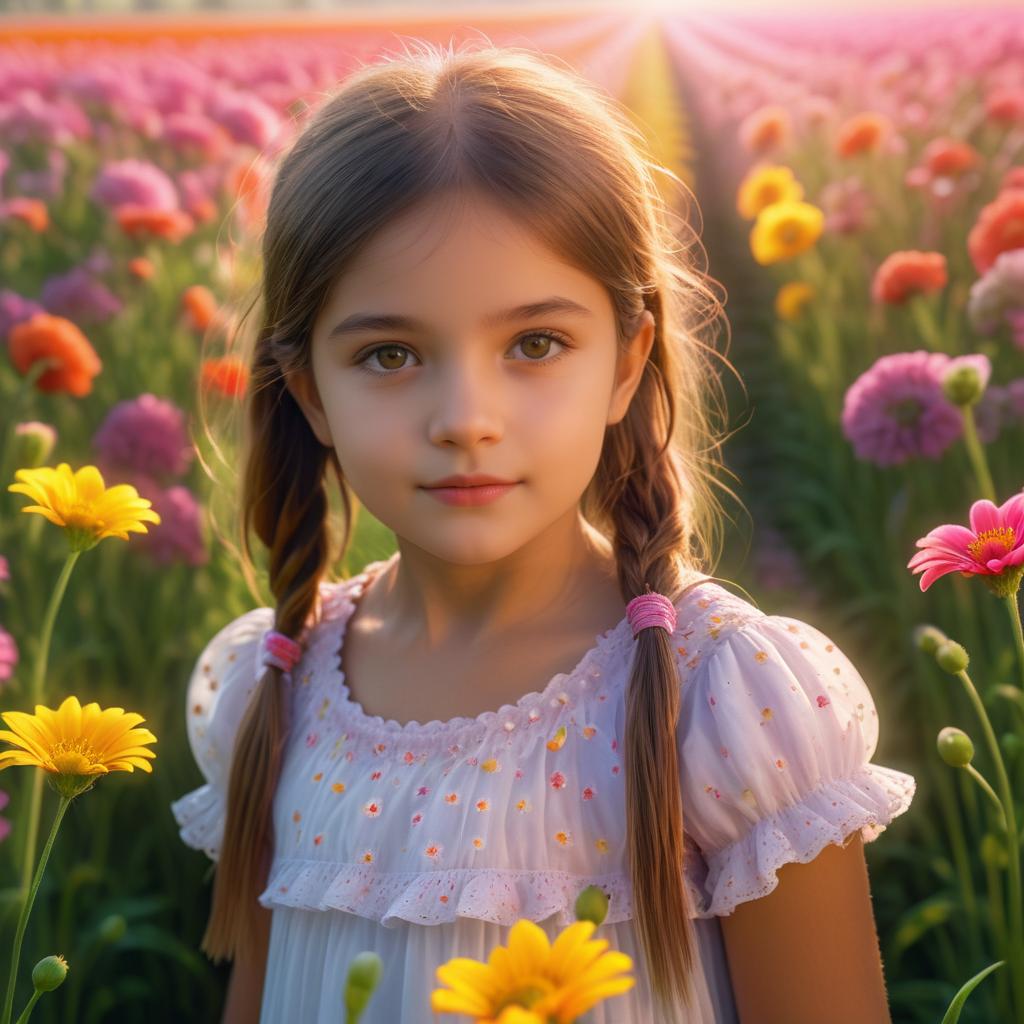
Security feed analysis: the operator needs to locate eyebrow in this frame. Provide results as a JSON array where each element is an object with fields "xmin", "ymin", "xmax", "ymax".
[{"xmin": 327, "ymin": 296, "xmax": 593, "ymax": 340}]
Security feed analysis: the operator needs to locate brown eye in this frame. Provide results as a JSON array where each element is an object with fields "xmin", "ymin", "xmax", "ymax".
[{"xmin": 375, "ymin": 346, "xmax": 409, "ymax": 370}]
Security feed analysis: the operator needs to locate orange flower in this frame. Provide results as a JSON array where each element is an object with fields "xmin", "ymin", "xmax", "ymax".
[
  {"xmin": 871, "ymin": 250, "xmax": 947, "ymax": 304},
  {"xmin": 8, "ymin": 313, "xmax": 102, "ymax": 396},
  {"xmin": 182, "ymin": 285, "xmax": 218, "ymax": 332},
  {"xmin": 986, "ymin": 88, "xmax": 1024, "ymax": 125},
  {"xmin": 922, "ymin": 138, "xmax": 980, "ymax": 179},
  {"xmin": 200, "ymin": 355, "xmax": 248, "ymax": 398},
  {"xmin": 967, "ymin": 189, "xmax": 1024, "ymax": 275},
  {"xmin": 187, "ymin": 196, "xmax": 219, "ymax": 226},
  {"xmin": 738, "ymin": 105, "xmax": 791, "ymax": 155},
  {"xmin": 835, "ymin": 112, "xmax": 892, "ymax": 158},
  {"xmin": 1, "ymin": 197, "xmax": 49, "ymax": 232},
  {"xmin": 115, "ymin": 204, "xmax": 194, "ymax": 243},
  {"xmin": 127, "ymin": 257, "xmax": 155, "ymax": 280},
  {"xmin": 226, "ymin": 159, "xmax": 268, "ymax": 229}
]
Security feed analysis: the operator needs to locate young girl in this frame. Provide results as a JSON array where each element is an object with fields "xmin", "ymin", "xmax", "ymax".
[{"xmin": 171, "ymin": 41, "xmax": 916, "ymax": 1023}]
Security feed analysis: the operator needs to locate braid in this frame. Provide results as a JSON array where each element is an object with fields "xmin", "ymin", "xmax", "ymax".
[
  {"xmin": 199, "ymin": 358, "xmax": 334, "ymax": 966},
  {"xmin": 597, "ymin": 339, "xmax": 708, "ymax": 1019}
]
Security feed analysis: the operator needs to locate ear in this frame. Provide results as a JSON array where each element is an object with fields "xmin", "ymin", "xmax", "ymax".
[
  {"xmin": 607, "ymin": 309, "xmax": 656, "ymax": 426},
  {"xmin": 283, "ymin": 367, "xmax": 333, "ymax": 448}
]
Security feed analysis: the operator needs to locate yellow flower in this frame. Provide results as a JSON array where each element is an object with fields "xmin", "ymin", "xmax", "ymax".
[
  {"xmin": 0, "ymin": 695, "xmax": 157, "ymax": 798},
  {"xmin": 8, "ymin": 463, "xmax": 160, "ymax": 552},
  {"xmin": 431, "ymin": 918, "xmax": 634, "ymax": 1023},
  {"xmin": 736, "ymin": 164, "xmax": 804, "ymax": 220},
  {"xmin": 750, "ymin": 200, "xmax": 825, "ymax": 265},
  {"xmin": 775, "ymin": 281, "xmax": 816, "ymax": 321}
]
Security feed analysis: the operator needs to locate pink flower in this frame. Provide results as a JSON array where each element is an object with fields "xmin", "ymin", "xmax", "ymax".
[
  {"xmin": 842, "ymin": 351, "xmax": 964, "ymax": 466},
  {"xmin": 907, "ymin": 492, "xmax": 1024, "ymax": 592}
]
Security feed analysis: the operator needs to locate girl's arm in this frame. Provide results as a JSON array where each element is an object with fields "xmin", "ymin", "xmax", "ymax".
[
  {"xmin": 221, "ymin": 904, "xmax": 272, "ymax": 1024},
  {"xmin": 719, "ymin": 832, "xmax": 893, "ymax": 1024}
]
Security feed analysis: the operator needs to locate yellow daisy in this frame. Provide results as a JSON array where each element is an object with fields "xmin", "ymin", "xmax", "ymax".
[
  {"xmin": 736, "ymin": 164, "xmax": 804, "ymax": 220},
  {"xmin": 8, "ymin": 462, "xmax": 160, "ymax": 552},
  {"xmin": 750, "ymin": 200, "xmax": 825, "ymax": 265},
  {"xmin": 775, "ymin": 281, "xmax": 816, "ymax": 321},
  {"xmin": 431, "ymin": 918, "xmax": 634, "ymax": 1023},
  {"xmin": 0, "ymin": 695, "xmax": 157, "ymax": 798}
]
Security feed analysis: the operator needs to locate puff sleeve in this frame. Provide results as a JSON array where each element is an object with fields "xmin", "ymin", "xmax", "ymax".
[
  {"xmin": 677, "ymin": 612, "xmax": 916, "ymax": 918},
  {"xmin": 169, "ymin": 606, "xmax": 275, "ymax": 862}
]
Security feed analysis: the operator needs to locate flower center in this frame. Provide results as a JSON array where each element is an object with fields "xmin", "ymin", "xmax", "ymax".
[
  {"xmin": 968, "ymin": 525, "xmax": 1015, "ymax": 561},
  {"xmin": 887, "ymin": 398, "xmax": 921, "ymax": 425},
  {"xmin": 51, "ymin": 739, "xmax": 99, "ymax": 775},
  {"xmin": 493, "ymin": 976, "xmax": 557, "ymax": 1013}
]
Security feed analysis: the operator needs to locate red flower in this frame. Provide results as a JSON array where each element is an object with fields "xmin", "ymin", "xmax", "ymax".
[
  {"xmin": 8, "ymin": 313, "xmax": 102, "ymax": 396},
  {"xmin": 115, "ymin": 204, "xmax": 193, "ymax": 243},
  {"xmin": 872, "ymin": 250, "xmax": 947, "ymax": 304},
  {"xmin": 835, "ymin": 112, "xmax": 892, "ymax": 158},
  {"xmin": 967, "ymin": 189, "xmax": 1024, "ymax": 274},
  {"xmin": 200, "ymin": 355, "xmax": 248, "ymax": 399}
]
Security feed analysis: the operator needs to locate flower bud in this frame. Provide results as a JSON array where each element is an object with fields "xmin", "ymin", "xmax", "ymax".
[
  {"xmin": 32, "ymin": 954, "xmax": 68, "ymax": 992},
  {"xmin": 935, "ymin": 640, "xmax": 969, "ymax": 674},
  {"xmin": 1001, "ymin": 732, "xmax": 1023, "ymax": 760},
  {"xmin": 942, "ymin": 360, "xmax": 988, "ymax": 406},
  {"xmin": 344, "ymin": 950, "xmax": 382, "ymax": 1021},
  {"xmin": 913, "ymin": 624, "xmax": 948, "ymax": 655},
  {"xmin": 98, "ymin": 914, "xmax": 126, "ymax": 944},
  {"xmin": 12, "ymin": 421, "xmax": 57, "ymax": 469},
  {"xmin": 981, "ymin": 832, "xmax": 1009, "ymax": 869},
  {"xmin": 937, "ymin": 726, "xmax": 974, "ymax": 767},
  {"xmin": 574, "ymin": 884, "xmax": 610, "ymax": 927}
]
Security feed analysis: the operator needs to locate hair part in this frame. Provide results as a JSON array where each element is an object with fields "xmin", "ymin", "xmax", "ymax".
[{"xmin": 197, "ymin": 38, "xmax": 742, "ymax": 1016}]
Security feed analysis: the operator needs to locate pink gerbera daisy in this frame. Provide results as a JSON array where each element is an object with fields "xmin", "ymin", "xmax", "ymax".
[{"xmin": 907, "ymin": 492, "xmax": 1024, "ymax": 596}]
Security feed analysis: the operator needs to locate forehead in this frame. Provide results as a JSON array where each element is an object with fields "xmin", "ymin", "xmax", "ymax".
[{"xmin": 318, "ymin": 191, "xmax": 608, "ymax": 321}]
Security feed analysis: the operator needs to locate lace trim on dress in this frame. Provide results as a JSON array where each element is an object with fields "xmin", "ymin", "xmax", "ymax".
[
  {"xmin": 302, "ymin": 559, "xmax": 645, "ymax": 747},
  {"xmin": 693, "ymin": 763, "xmax": 917, "ymax": 918},
  {"xmin": 170, "ymin": 782, "xmax": 223, "ymax": 862}
]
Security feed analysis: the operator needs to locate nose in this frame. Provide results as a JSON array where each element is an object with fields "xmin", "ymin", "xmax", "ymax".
[{"xmin": 426, "ymin": 351, "xmax": 504, "ymax": 448}]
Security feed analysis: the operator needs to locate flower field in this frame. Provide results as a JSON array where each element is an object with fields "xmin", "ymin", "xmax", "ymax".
[{"xmin": 0, "ymin": 4, "xmax": 1023, "ymax": 1022}]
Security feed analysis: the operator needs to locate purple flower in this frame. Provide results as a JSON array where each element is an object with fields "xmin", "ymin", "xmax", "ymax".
[
  {"xmin": 0, "ymin": 289, "xmax": 45, "ymax": 342},
  {"xmin": 0, "ymin": 789, "xmax": 9, "ymax": 845},
  {"xmin": 842, "ymin": 350, "xmax": 964, "ymax": 466},
  {"xmin": 41, "ymin": 266, "xmax": 123, "ymax": 326},
  {"xmin": 92, "ymin": 392, "xmax": 194, "ymax": 482},
  {"xmin": 209, "ymin": 91, "xmax": 281, "ymax": 150},
  {"xmin": 1006, "ymin": 378, "xmax": 1024, "ymax": 422},
  {"xmin": 90, "ymin": 158, "xmax": 179, "ymax": 213},
  {"xmin": 0, "ymin": 626, "xmax": 18, "ymax": 685},
  {"xmin": 0, "ymin": 555, "xmax": 7, "ymax": 581},
  {"xmin": 974, "ymin": 385, "xmax": 1006, "ymax": 444},
  {"xmin": 0, "ymin": 91, "xmax": 90, "ymax": 147},
  {"xmin": 162, "ymin": 112, "xmax": 226, "ymax": 161},
  {"xmin": 133, "ymin": 483, "xmax": 208, "ymax": 566},
  {"xmin": 968, "ymin": 250, "xmax": 1024, "ymax": 336}
]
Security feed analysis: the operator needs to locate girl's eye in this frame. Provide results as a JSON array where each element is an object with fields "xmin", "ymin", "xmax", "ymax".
[{"xmin": 354, "ymin": 330, "xmax": 572, "ymax": 377}]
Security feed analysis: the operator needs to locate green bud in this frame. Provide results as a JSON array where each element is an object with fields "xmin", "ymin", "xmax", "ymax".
[
  {"xmin": 574, "ymin": 884, "xmax": 609, "ymax": 927},
  {"xmin": 981, "ymin": 832, "xmax": 1009, "ymax": 869},
  {"xmin": 97, "ymin": 914, "xmax": 126, "ymax": 944},
  {"xmin": 12, "ymin": 421, "xmax": 57, "ymax": 470},
  {"xmin": 942, "ymin": 365, "xmax": 985, "ymax": 406},
  {"xmin": 937, "ymin": 727, "xmax": 974, "ymax": 767},
  {"xmin": 32, "ymin": 954, "xmax": 68, "ymax": 992},
  {"xmin": 935, "ymin": 640, "xmax": 969, "ymax": 674},
  {"xmin": 344, "ymin": 950, "xmax": 382, "ymax": 1021},
  {"xmin": 913, "ymin": 624, "xmax": 948, "ymax": 655}
]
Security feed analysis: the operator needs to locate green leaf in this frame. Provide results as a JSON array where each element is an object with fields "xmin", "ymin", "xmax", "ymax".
[{"xmin": 940, "ymin": 960, "xmax": 1004, "ymax": 1024}]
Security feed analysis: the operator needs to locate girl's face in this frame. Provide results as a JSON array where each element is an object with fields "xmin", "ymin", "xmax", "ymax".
[{"xmin": 287, "ymin": 190, "xmax": 654, "ymax": 567}]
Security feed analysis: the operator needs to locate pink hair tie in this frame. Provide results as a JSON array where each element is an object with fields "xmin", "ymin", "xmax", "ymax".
[
  {"xmin": 260, "ymin": 629, "xmax": 303, "ymax": 677},
  {"xmin": 626, "ymin": 591, "xmax": 676, "ymax": 638}
]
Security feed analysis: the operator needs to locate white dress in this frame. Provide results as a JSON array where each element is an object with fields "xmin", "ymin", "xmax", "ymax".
[{"xmin": 170, "ymin": 557, "xmax": 916, "ymax": 1023}]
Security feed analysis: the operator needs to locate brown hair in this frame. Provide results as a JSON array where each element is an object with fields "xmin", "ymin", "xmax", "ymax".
[{"xmin": 197, "ymin": 38, "xmax": 741, "ymax": 1018}]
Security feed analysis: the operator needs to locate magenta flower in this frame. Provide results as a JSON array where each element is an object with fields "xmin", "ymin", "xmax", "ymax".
[
  {"xmin": 92, "ymin": 392, "xmax": 194, "ymax": 482},
  {"xmin": 41, "ymin": 266, "xmax": 123, "ymax": 326},
  {"xmin": 0, "ymin": 789, "xmax": 9, "ymax": 844},
  {"xmin": 908, "ymin": 492, "xmax": 1024, "ymax": 594},
  {"xmin": 0, "ymin": 289, "xmax": 45, "ymax": 342},
  {"xmin": 0, "ymin": 626, "xmax": 18, "ymax": 685},
  {"xmin": 90, "ymin": 158, "xmax": 179, "ymax": 213},
  {"xmin": 209, "ymin": 91, "xmax": 282, "ymax": 151},
  {"xmin": 842, "ymin": 350, "xmax": 964, "ymax": 466}
]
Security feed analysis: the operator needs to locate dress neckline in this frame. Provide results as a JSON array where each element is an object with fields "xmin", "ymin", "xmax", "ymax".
[{"xmin": 313, "ymin": 555, "xmax": 708, "ymax": 742}]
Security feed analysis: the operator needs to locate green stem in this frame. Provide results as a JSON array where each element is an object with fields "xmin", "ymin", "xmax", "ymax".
[
  {"xmin": 910, "ymin": 296, "xmax": 947, "ymax": 352},
  {"xmin": 958, "ymin": 666, "xmax": 1024, "ymax": 1022},
  {"xmin": 18, "ymin": 551, "xmax": 81, "ymax": 903},
  {"xmin": 1008, "ymin": 594, "xmax": 1024, "ymax": 693},
  {"xmin": 2, "ymin": 794, "xmax": 71, "ymax": 1024},
  {"xmin": 966, "ymin": 763, "xmax": 1007, "ymax": 832},
  {"xmin": 960, "ymin": 405, "xmax": 997, "ymax": 504},
  {"xmin": 12, "ymin": 991, "xmax": 41, "ymax": 1024}
]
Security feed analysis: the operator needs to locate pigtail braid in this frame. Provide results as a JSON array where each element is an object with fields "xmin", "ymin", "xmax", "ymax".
[
  {"xmin": 599, "ymin": 340, "xmax": 708, "ymax": 1019},
  {"xmin": 199, "ymin": 354, "xmax": 335, "ymax": 966}
]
